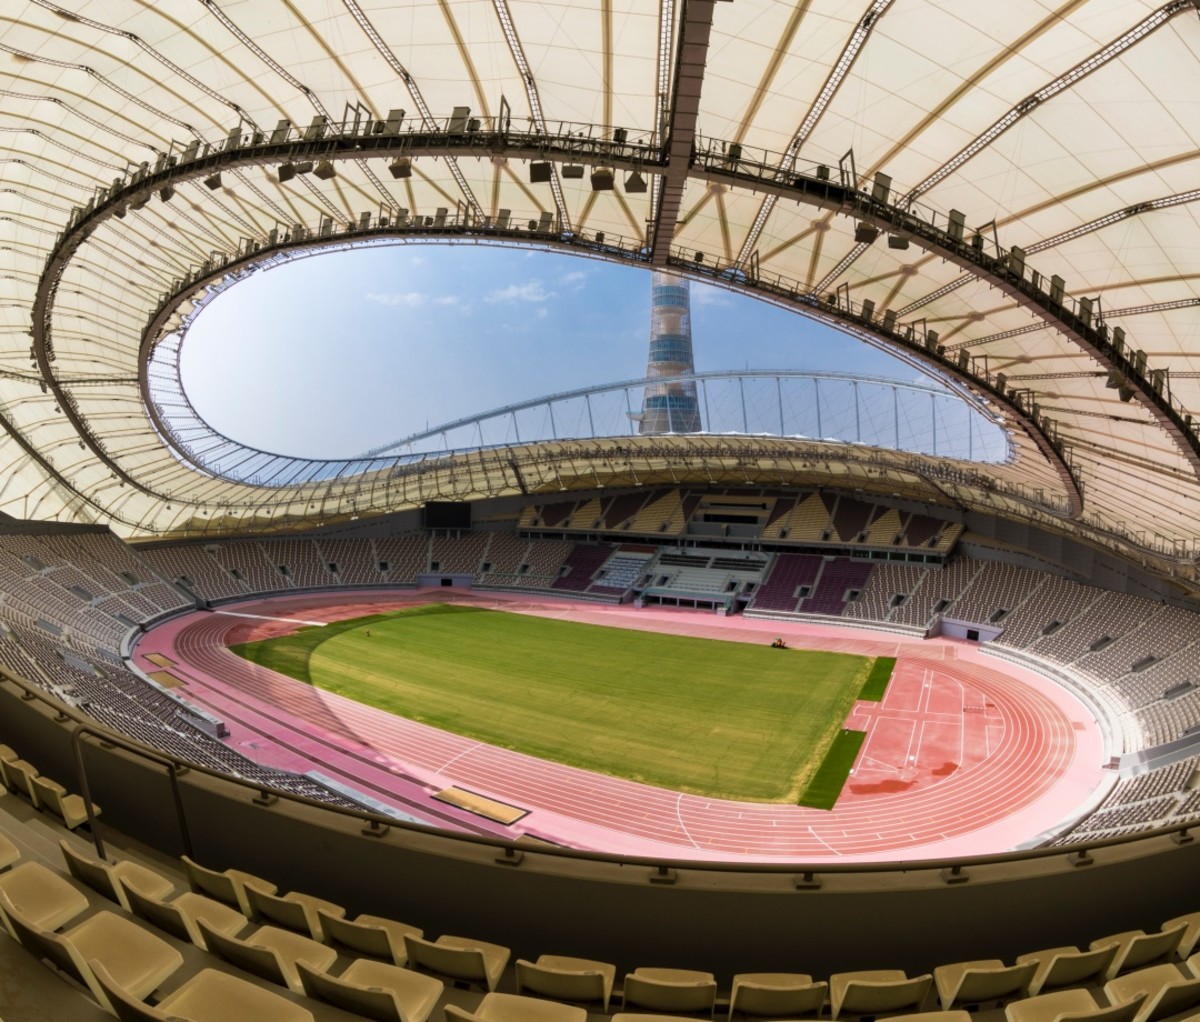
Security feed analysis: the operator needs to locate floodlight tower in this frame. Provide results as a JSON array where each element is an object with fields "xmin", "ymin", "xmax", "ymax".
[{"xmin": 638, "ymin": 271, "xmax": 702, "ymax": 433}]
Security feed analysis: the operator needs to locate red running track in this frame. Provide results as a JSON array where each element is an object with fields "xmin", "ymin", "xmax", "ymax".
[{"xmin": 134, "ymin": 589, "xmax": 1111, "ymax": 863}]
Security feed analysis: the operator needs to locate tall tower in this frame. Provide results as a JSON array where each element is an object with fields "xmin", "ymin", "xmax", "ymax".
[{"xmin": 639, "ymin": 271, "xmax": 702, "ymax": 433}]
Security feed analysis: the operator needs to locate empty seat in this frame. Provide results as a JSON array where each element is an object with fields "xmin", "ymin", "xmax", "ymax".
[
  {"xmin": 1090, "ymin": 928, "xmax": 1185, "ymax": 979},
  {"xmin": 32, "ymin": 777, "xmax": 96, "ymax": 830},
  {"xmin": 403, "ymin": 932, "xmax": 510, "ymax": 991},
  {"xmin": 122, "ymin": 880, "xmax": 247, "ymax": 950},
  {"xmin": 181, "ymin": 854, "xmax": 276, "ymax": 914},
  {"xmin": 622, "ymin": 967, "xmax": 718, "ymax": 1016},
  {"xmin": 516, "ymin": 954, "xmax": 618, "ymax": 1012},
  {"xmin": 444, "ymin": 991, "xmax": 587, "ymax": 1022},
  {"xmin": 1104, "ymin": 963, "xmax": 1200, "ymax": 1022},
  {"xmin": 4, "ymin": 900, "xmax": 182, "ymax": 1005},
  {"xmin": 4, "ymin": 759, "xmax": 39, "ymax": 801},
  {"xmin": 1164, "ymin": 911, "xmax": 1200, "ymax": 959},
  {"xmin": 59, "ymin": 840, "xmax": 172, "ymax": 911},
  {"xmin": 198, "ymin": 917, "xmax": 337, "ymax": 993},
  {"xmin": 0, "ymin": 830, "xmax": 19, "ymax": 872},
  {"xmin": 0, "ymin": 862, "xmax": 88, "ymax": 931},
  {"xmin": 1006, "ymin": 989, "xmax": 1146, "ymax": 1022},
  {"xmin": 884, "ymin": 1014, "xmax": 974, "ymax": 1022},
  {"xmin": 829, "ymin": 969, "xmax": 933, "ymax": 1020},
  {"xmin": 934, "ymin": 958, "xmax": 1037, "ymax": 1010},
  {"xmin": 317, "ymin": 908, "xmax": 420, "ymax": 964},
  {"xmin": 728, "ymin": 972, "xmax": 827, "ymax": 1019},
  {"xmin": 1017, "ymin": 945, "xmax": 1120, "ymax": 996},
  {"xmin": 92, "ymin": 959, "xmax": 314, "ymax": 1022},
  {"xmin": 245, "ymin": 883, "xmax": 345, "ymax": 940},
  {"xmin": 298, "ymin": 957, "xmax": 443, "ymax": 1022}
]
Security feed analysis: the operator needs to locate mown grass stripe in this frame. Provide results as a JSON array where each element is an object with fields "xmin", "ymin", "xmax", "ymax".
[
  {"xmin": 859, "ymin": 656, "xmax": 896, "ymax": 701},
  {"xmin": 797, "ymin": 729, "xmax": 867, "ymax": 809}
]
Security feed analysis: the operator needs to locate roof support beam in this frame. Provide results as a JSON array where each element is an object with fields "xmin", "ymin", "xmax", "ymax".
[{"xmin": 648, "ymin": 0, "xmax": 724, "ymax": 266}]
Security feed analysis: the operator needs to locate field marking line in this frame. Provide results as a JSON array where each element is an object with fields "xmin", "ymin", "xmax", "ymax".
[
  {"xmin": 215, "ymin": 610, "xmax": 328, "ymax": 627},
  {"xmin": 674, "ymin": 794, "xmax": 701, "ymax": 849},
  {"xmin": 807, "ymin": 825, "xmax": 840, "ymax": 854},
  {"xmin": 437, "ymin": 741, "xmax": 485, "ymax": 773}
]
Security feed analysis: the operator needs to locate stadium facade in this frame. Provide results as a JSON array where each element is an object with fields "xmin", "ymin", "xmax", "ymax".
[{"xmin": 0, "ymin": 0, "xmax": 1199, "ymax": 1013}]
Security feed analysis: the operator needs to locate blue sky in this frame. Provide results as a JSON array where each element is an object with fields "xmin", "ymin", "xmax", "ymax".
[{"xmin": 182, "ymin": 244, "xmax": 920, "ymax": 459}]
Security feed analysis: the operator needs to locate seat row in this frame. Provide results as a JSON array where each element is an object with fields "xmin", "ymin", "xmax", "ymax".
[{"xmin": 0, "ymin": 742, "xmax": 96, "ymax": 830}]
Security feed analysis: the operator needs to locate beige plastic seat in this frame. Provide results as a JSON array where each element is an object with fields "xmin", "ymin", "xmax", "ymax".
[
  {"xmin": 728, "ymin": 972, "xmax": 827, "ymax": 1019},
  {"xmin": 612, "ymin": 1015, "xmax": 707, "ymax": 1022},
  {"xmin": 32, "ymin": 776, "xmax": 96, "ymax": 830},
  {"xmin": 122, "ymin": 879, "xmax": 247, "ymax": 949},
  {"xmin": 1090, "ymin": 928, "xmax": 1184, "ymax": 979},
  {"xmin": 829, "ymin": 969, "xmax": 933, "ymax": 1020},
  {"xmin": 92, "ymin": 959, "xmax": 314, "ymax": 1022},
  {"xmin": 198, "ymin": 917, "xmax": 337, "ymax": 993},
  {"xmin": 403, "ymin": 932, "xmax": 510, "ymax": 991},
  {"xmin": 0, "ymin": 861, "xmax": 88, "ymax": 931},
  {"xmin": 5, "ymin": 900, "xmax": 182, "ymax": 1004},
  {"xmin": 0, "ymin": 830, "xmax": 19, "ymax": 872},
  {"xmin": 1164, "ymin": 911, "xmax": 1200, "ymax": 959},
  {"xmin": 1006, "ymin": 989, "xmax": 1146, "ymax": 1022},
  {"xmin": 1017, "ymin": 945, "xmax": 1120, "ymax": 996},
  {"xmin": 59, "ymin": 840, "xmax": 172, "ymax": 911},
  {"xmin": 4, "ymin": 758, "xmax": 39, "ymax": 802},
  {"xmin": 444, "ymin": 991, "xmax": 587, "ymax": 1022},
  {"xmin": 934, "ymin": 958, "xmax": 1037, "ymax": 1010},
  {"xmin": 884, "ymin": 1013, "xmax": 974, "ymax": 1022},
  {"xmin": 622, "ymin": 966, "xmax": 718, "ymax": 1016},
  {"xmin": 298, "ymin": 957, "xmax": 444, "ymax": 1022},
  {"xmin": 1105, "ymin": 963, "xmax": 1200, "ymax": 1022},
  {"xmin": 317, "ymin": 907, "xmax": 421, "ymax": 964},
  {"xmin": 245, "ymin": 883, "xmax": 345, "ymax": 940},
  {"xmin": 516, "ymin": 954, "xmax": 618, "ymax": 1012},
  {"xmin": 181, "ymin": 854, "xmax": 276, "ymax": 914}
]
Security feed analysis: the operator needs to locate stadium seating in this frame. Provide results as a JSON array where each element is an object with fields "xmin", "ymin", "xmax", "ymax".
[
  {"xmin": 515, "ymin": 955, "xmax": 618, "ymax": 1012},
  {"xmin": 403, "ymin": 932, "xmax": 511, "ymax": 991}
]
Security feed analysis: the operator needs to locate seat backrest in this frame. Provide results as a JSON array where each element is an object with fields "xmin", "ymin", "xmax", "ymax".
[
  {"xmin": 953, "ymin": 960, "xmax": 1038, "ymax": 1004},
  {"xmin": 1120, "ymin": 929, "xmax": 1184, "ymax": 972},
  {"xmin": 404, "ymin": 934, "xmax": 485, "ymax": 983},
  {"xmin": 198, "ymin": 920, "xmax": 286, "ymax": 987},
  {"xmin": 246, "ymin": 885, "xmax": 307, "ymax": 933},
  {"xmin": 320, "ymin": 911, "xmax": 393, "ymax": 959},
  {"xmin": 5, "ymin": 900, "xmax": 89, "ymax": 990},
  {"xmin": 1142, "ymin": 975, "xmax": 1200, "ymax": 1021},
  {"xmin": 7, "ymin": 760, "xmax": 38, "ymax": 801},
  {"xmin": 121, "ymin": 883, "xmax": 190, "ymax": 944},
  {"xmin": 89, "ymin": 959, "xmax": 171, "ymax": 1022},
  {"xmin": 296, "ymin": 961, "xmax": 403, "ymax": 1022},
  {"xmin": 623, "ymin": 973, "xmax": 718, "ymax": 1013},
  {"xmin": 31, "ymin": 777, "xmax": 66, "ymax": 819},
  {"xmin": 731, "ymin": 977, "xmax": 828, "ymax": 1017},
  {"xmin": 841, "ymin": 974, "xmax": 932, "ymax": 1015},
  {"xmin": 442, "ymin": 1008, "xmax": 485, "ymax": 1022},
  {"xmin": 1041, "ymin": 946, "xmax": 1118, "ymax": 991},
  {"xmin": 59, "ymin": 840, "xmax": 119, "ymax": 904},
  {"xmin": 515, "ymin": 959, "xmax": 607, "ymax": 1005},
  {"xmin": 181, "ymin": 856, "xmax": 240, "ymax": 907}
]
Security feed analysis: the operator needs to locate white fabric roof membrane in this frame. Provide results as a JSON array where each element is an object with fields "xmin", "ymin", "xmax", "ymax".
[{"xmin": 2, "ymin": 0, "xmax": 1199, "ymax": 588}]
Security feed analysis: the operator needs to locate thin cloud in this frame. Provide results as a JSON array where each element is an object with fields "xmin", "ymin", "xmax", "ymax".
[
  {"xmin": 366, "ymin": 291, "xmax": 425, "ymax": 307},
  {"xmin": 486, "ymin": 280, "xmax": 554, "ymax": 303},
  {"xmin": 559, "ymin": 270, "xmax": 587, "ymax": 286},
  {"xmin": 691, "ymin": 283, "xmax": 730, "ymax": 308}
]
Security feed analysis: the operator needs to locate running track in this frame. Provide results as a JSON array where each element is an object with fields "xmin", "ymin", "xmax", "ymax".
[{"xmin": 134, "ymin": 590, "xmax": 1110, "ymax": 863}]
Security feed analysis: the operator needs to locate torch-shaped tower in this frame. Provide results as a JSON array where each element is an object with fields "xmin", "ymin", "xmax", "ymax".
[{"xmin": 639, "ymin": 271, "xmax": 702, "ymax": 433}]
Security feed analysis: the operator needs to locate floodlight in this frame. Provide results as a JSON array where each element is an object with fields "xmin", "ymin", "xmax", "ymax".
[
  {"xmin": 203, "ymin": 173, "xmax": 222, "ymax": 190},
  {"xmin": 388, "ymin": 157, "xmax": 412, "ymax": 179},
  {"xmin": 278, "ymin": 163, "xmax": 296, "ymax": 182},
  {"xmin": 854, "ymin": 221, "xmax": 879, "ymax": 243},
  {"xmin": 590, "ymin": 168, "xmax": 614, "ymax": 191},
  {"xmin": 530, "ymin": 161, "xmax": 552, "ymax": 183},
  {"xmin": 624, "ymin": 170, "xmax": 647, "ymax": 193},
  {"xmin": 313, "ymin": 160, "xmax": 336, "ymax": 180}
]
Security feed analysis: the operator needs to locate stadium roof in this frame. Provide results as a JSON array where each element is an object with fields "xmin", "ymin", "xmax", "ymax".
[{"xmin": 3, "ymin": 0, "xmax": 1200, "ymax": 585}]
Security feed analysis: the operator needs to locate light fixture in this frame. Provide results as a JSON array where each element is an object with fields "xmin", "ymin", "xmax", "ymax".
[
  {"xmin": 590, "ymin": 168, "xmax": 614, "ymax": 191},
  {"xmin": 562, "ymin": 164, "xmax": 584, "ymax": 179},
  {"xmin": 313, "ymin": 160, "xmax": 336, "ymax": 180},
  {"xmin": 887, "ymin": 233, "xmax": 909, "ymax": 250},
  {"xmin": 388, "ymin": 157, "xmax": 412, "ymax": 179},
  {"xmin": 854, "ymin": 221, "xmax": 879, "ymax": 243},
  {"xmin": 277, "ymin": 163, "xmax": 296, "ymax": 182},
  {"xmin": 529, "ymin": 161, "xmax": 552, "ymax": 183},
  {"xmin": 158, "ymin": 185, "xmax": 174, "ymax": 203},
  {"xmin": 203, "ymin": 172, "xmax": 222, "ymax": 190},
  {"xmin": 694, "ymin": 251, "xmax": 704, "ymax": 263},
  {"xmin": 624, "ymin": 170, "xmax": 647, "ymax": 193}
]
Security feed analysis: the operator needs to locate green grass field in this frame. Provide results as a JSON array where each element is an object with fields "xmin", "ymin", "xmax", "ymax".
[{"xmin": 231, "ymin": 604, "xmax": 877, "ymax": 804}]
